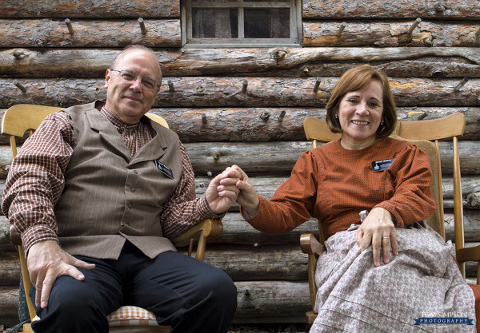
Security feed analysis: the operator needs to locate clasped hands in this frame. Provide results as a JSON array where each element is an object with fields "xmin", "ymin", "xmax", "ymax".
[{"xmin": 221, "ymin": 165, "xmax": 399, "ymax": 267}]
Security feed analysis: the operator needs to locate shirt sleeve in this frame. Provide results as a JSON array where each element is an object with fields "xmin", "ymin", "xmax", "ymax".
[
  {"xmin": 375, "ymin": 144, "xmax": 436, "ymax": 227},
  {"xmin": 1, "ymin": 111, "xmax": 74, "ymax": 253},
  {"xmin": 245, "ymin": 151, "xmax": 317, "ymax": 235},
  {"xmin": 160, "ymin": 142, "xmax": 225, "ymax": 239}
]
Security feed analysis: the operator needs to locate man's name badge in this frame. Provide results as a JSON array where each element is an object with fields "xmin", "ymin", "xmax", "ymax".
[
  {"xmin": 154, "ymin": 160, "xmax": 174, "ymax": 179},
  {"xmin": 372, "ymin": 158, "xmax": 394, "ymax": 172}
]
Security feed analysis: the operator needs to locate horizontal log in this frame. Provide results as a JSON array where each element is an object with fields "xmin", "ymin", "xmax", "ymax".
[
  {"xmin": 2, "ymin": 235, "xmax": 480, "ymax": 286},
  {"xmin": 303, "ymin": 0, "xmax": 479, "ymax": 19},
  {"xmin": 304, "ymin": 21, "xmax": 480, "ymax": 47},
  {"xmin": 0, "ymin": 19, "xmax": 181, "ymax": 48},
  {"xmin": 1, "ymin": 20, "xmax": 478, "ymax": 49},
  {"xmin": 1, "ymin": 107, "xmax": 479, "ymax": 144},
  {"xmin": 0, "ymin": 286, "xmax": 21, "ymax": 328},
  {"xmin": 0, "ymin": 281, "xmax": 311, "ymax": 325},
  {"xmin": 152, "ymin": 107, "xmax": 480, "ymax": 142},
  {"xmin": 0, "ymin": 0, "xmax": 180, "ymax": 18},
  {"xmin": 1, "ymin": 47, "xmax": 479, "ymax": 79},
  {"xmin": 0, "ymin": 251, "xmax": 20, "ymax": 287},
  {"xmin": 1, "ymin": 77, "xmax": 479, "ymax": 109},
  {"xmin": 195, "ymin": 174, "xmax": 480, "ymax": 208},
  {"xmin": 184, "ymin": 141, "xmax": 480, "ymax": 176},
  {"xmin": 1, "ymin": 0, "xmax": 477, "ymax": 20},
  {"xmin": 0, "ymin": 139, "xmax": 478, "ymax": 177},
  {"xmin": 2, "ymin": 207, "xmax": 480, "ymax": 248}
]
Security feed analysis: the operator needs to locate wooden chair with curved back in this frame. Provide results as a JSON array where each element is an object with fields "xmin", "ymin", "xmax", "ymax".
[
  {"xmin": 300, "ymin": 112, "xmax": 480, "ymax": 326},
  {"xmin": 2, "ymin": 104, "xmax": 223, "ymax": 333}
]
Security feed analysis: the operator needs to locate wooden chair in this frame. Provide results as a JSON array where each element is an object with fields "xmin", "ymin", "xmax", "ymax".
[
  {"xmin": 300, "ymin": 112, "xmax": 479, "ymax": 324},
  {"xmin": 2, "ymin": 104, "xmax": 223, "ymax": 333}
]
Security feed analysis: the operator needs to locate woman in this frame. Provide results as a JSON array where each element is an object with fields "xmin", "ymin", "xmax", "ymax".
[{"xmin": 230, "ymin": 65, "xmax": 475, "ymax": 332}]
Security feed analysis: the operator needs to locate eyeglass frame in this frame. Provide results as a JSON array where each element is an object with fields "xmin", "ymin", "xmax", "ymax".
[{"xmin": 110, "ymin": 69, "xmax": 161, "ymax": 90}]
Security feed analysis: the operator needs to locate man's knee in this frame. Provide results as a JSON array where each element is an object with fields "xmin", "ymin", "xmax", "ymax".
[
  {"xmin": 30, "ymin": 275, "xmax": 113, "ymax": 332},
  {"xmin": 195, "ymin": 267, "xmax": 237, "ymax": 311}
]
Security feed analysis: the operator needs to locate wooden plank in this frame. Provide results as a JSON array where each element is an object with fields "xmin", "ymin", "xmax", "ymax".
[
  {"xmin": 150, "ymin": 107, "xmax": 480, "ymax": 142},
  {"xmin": 0, "ymin": 19, "xmax": 478, "ymax": 48},
  {"xmin": 1, "ymin": 77, "xmax": 479, "ymax": 109},
  {"xmin": 0, "ymin": 140, "xmax": 478, "ymax": 176},
  {"xmin": 0, "ymin": 251, "xmax": 20, "ymax": 287},
  {"xmin": 304, "ymin": 21, "xmax": 480, "ymax": 47},
  {"xmin": 0, "ymin": 107, "xmax": 478, "ymax": 144},
  {"xmin": 184, "ymin": 141, "xmax": 480, "ymax": 176},
  {"xmin": 0, "ymin": 0, "xmax": 180, "ymax": 18},
  {"xmin": 303, "ymin": 0, "xmax": 480, "ymax": 19},
  {"xmin": 1, "ymin": 48, "xmax": 479, "ymax": 79},
  {"xmin": 0, "ymin": 19, "xmax": 181, "ymax": 48},
  {"xmin": 0, "ymin": 282, "xmax": 312, "ymax": 325}
]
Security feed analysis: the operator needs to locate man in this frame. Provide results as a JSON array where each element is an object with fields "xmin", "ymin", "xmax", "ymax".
[{"xmin": 2, "ymin": 45, "xmax": 239, "ymax": 332}]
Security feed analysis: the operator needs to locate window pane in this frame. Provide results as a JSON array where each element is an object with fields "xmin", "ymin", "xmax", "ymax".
[
  {"xmin": 192, "ymin": 9, "xmax": 238, "ymax": 38},
  {"xmin": 245, "ymin": 0, "xmax": 289, "ymax": 2},
  {"xmin": 244, "ymin": 8, "xmax": 289, "ymax": 38},
  {"xmin": 193, "ymin": 0, "xmax": 239, "ymax": 2}
]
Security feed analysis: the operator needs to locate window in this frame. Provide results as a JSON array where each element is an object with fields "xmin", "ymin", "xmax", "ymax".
[{"xmin": 182, "ymin": 0, "xmax": 302, "ymax": 47}]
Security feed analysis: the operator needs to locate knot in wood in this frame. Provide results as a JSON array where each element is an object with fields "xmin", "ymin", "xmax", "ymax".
[
  {"xmin": 274, "ymin": 49, "xmax": 287, "ymax": 60},
  {"xmin": 244, "ymin": 290, "xmax": 251, "ymax": 296},
  {"xmin": 13, "ymin": 51, "xmax": 24, "ymax": 59},
  {"xmin": 212, "ymin": 152, "xmax": 221, "ymax": 162},
  {"xmin": 260, "ymin": 112, "xmax": 270, "ymax": 121},
  {"xmin": 434, "ymin": 4, "xmax": 446, "ymax": 12}
]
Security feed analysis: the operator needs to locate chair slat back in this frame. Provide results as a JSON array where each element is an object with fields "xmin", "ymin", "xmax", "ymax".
[{"xmin": 1, "ymin": 104, "xmax": 62, "ymax": 158}]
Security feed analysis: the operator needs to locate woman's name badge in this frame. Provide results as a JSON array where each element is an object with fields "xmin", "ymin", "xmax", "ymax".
[{"xmin": 372, "ymin": 158, "xmax": 394, "ymax": 172}]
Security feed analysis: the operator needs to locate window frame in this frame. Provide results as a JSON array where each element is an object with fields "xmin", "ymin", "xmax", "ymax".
[{"xmin": 181, "ymin": 0, "xmax": 303, "ymax": 48}]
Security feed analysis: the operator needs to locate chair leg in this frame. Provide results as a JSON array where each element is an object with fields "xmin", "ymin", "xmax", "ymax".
[{"xmin": 23, "ymin": 323, "xmax": 35, "ymax": 333}]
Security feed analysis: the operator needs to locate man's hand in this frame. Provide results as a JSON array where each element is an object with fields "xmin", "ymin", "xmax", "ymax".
[
  {"xmin": 356, "ymin": 207, "xmax": 399, "ymax": 267},
  {"xmin": 205, "ymin": 167, "xmax": 241, "ymax": 214},
  {"xmin": 230, "ymin": 165, "xmax": 260, "ymax": 218},
  {"xmin": 27, "ymin": 240, "xmax": 95, "ymax": 309}
]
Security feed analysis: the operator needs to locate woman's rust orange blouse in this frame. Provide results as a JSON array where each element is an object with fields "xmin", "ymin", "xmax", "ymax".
[{"xmin": 245, "ymin": 137, "xmax": 436, "ymax": 238}]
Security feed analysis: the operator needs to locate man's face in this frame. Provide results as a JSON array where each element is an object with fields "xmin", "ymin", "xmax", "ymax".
[{"xmin": 104, "ymin": 49, "xmax": 162, "ymax": 124}]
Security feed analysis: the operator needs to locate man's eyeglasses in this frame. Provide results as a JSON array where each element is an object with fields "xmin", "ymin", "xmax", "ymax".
[{"xmin": 110, "ymin": 69, "xmax": 160, "ymax": 90}]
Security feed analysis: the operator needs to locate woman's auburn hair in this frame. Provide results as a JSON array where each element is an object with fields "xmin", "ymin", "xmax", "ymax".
[{"xmin": 325, "ymin": 64, "xmax": 397, "ymax": 138}]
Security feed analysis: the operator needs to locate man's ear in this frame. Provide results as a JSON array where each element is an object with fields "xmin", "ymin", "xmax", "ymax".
[{"xmin": 104, "ymin": 69, "xmax": 112, "ymax": 89}]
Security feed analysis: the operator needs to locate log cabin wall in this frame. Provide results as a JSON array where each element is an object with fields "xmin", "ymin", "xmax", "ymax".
[{"xmin": 0, "ymin": 0, "xmax": 479, "ymax": 327}]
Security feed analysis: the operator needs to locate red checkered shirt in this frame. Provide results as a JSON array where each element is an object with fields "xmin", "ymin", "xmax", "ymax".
[{"xmin": 2, "ymin": 106, "xmax": 222, "ymax": 253}]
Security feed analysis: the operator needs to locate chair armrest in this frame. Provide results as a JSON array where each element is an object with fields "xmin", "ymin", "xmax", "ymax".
[
  {"xmin": 10, "ymin": 224, "xmax": 22, "ymax": 246},
  {"xmin": 456, "ymin": 245, "xmax": 480, "ymax": 262},
  {"xmin": 300, "ymin": 233, "xmax": 325, "ymax": 256},
  {"xmin": 171, "ymin": 219, "xmax": 223, "ymax": 248},
  {"xmin": 300, "ymin": 233, "xmax": 324, "ymax": 311}
]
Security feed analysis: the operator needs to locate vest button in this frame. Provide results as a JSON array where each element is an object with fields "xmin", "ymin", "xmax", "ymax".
[
  {"xmin": 130, "ymin": 187, "xmax": 136, "ymax": 192},
  {"xmin": 127, "ymin": 203, "xmax": 133, "ymax": 208}
]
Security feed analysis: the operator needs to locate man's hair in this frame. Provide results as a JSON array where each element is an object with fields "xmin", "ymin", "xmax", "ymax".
[
  {"xmin": 110, "ymin": 45, "xmax": 161, "ymax": 75},
  {"xmin": 325, "ymin": 64, "xmax": 397, "ymax": 138}
]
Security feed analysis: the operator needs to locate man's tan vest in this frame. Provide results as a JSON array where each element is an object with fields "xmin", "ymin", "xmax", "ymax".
[{"xmin": 55, "ymin": 102, "xmax": 183, "ymax": 259}]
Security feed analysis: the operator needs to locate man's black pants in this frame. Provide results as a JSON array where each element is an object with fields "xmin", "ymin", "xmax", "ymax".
[{"xmin": 30, "ymin": 241, "xmax": 237, "ymax": 333}]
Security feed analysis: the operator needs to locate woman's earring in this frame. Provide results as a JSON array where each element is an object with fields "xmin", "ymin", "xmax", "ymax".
[
  {"xmin": 380, "ymin": 120, "xmax": 384, "ymax": 125},
  {"xmin": 335, "ymin": 114, "xmax": 338, "ymax": 119}
]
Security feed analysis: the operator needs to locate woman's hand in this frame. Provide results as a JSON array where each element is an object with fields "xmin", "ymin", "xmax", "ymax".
[
  {"xmin": 357, "ymin": 207, "xmax": 399, "ymax": 267},
  {"xmin": 224, "ymin": 165, "xmax": 260, "ymax": 218}
]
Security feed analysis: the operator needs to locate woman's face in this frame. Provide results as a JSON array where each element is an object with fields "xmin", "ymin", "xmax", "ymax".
[{"xmin": 337, "ymin": 79, "xmax": 384, "ymax": 150}]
